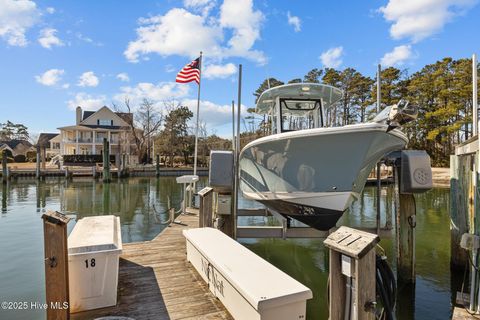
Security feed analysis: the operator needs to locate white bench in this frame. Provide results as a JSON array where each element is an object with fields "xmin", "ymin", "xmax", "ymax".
[{"xmin": 183, "ymin": 228, "xmax": 312, "ymax": 320}]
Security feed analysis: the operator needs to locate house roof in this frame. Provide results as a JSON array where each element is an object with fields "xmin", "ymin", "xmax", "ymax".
[
  {"xmin": 37, "ymin": 133, "xmax": 59, "ymax": 147},
  {"xmin": 0, "ymin": 139, "xmax": 32, "ymax": 149},
  {"xmin": 79, "ymin": 106, "xmax": 132, "ymax": 127},
  {"xmin": 82, "ymin": 111, "xmax": 95, "ymax": 120},
  {"xmin": 115, "ymin": 112, "xmax": 133, "ymax": 124}
]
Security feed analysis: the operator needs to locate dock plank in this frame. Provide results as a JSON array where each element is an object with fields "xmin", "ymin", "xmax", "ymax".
[{"xmin": 71, "ymin": 213, "xmax": 232, "ymax": 320}]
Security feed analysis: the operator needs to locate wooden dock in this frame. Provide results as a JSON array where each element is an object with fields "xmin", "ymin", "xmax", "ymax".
[
  {"xmin": 71, "ymin": 211, "xmax": 232, "ymax": 320},
  {"xmin": 452, "ymin": 307, "xmax": 478, "ymax": 319}
]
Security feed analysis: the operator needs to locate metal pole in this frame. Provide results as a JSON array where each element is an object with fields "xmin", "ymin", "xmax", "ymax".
[
  {"xmin": 376, "ymin": 64, "xmax": 382, "ymax": 234},
  {"xmin": 474, "ymin": 54, "xmax": 478, "ymax": 136},
  {"xmin": 232, "ymin": 100, "xmax": 235, "ymax": 151},
  {"xmin": 193, "ymin": 52, "xmax": 203, "ymax": 176},
  {"xmin": 377, "ymin": 64, "xmax": 381, "ymax": 113},
  {"xmin": 233, "ymin": 64, "xmax": 242, "ymax": 240}
]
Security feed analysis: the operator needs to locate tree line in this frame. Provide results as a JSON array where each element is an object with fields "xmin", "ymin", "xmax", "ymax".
[{"xmin": 249, "ymin": 57, "xmax": 478, "ymax": 166}]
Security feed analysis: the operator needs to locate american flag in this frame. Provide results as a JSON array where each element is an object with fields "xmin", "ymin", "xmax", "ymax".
[{"xmin": 176, "ymin": 57, "xmax": 201, "ymax": 84}]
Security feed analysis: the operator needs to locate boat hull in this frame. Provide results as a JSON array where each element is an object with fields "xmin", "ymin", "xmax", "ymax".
[{"xmin": 239, "ymin": 123, "xmax": 407, "ymax": 230}]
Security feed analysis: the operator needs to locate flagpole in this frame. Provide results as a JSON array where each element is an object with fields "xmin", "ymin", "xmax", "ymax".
[{"xmin": 193, "ymin": 51, "xmax": 203, "ymax": 177}]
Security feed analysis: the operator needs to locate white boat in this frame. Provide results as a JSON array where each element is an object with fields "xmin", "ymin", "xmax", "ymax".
[{"xmin": 238, "ymin": 83, "xmax": 415, "ymax": 230}]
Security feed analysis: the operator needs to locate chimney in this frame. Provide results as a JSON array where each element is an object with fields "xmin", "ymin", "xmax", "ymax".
[{"xmin": 76, "ymin": 106, "xmax": 82, "ymax": 125}]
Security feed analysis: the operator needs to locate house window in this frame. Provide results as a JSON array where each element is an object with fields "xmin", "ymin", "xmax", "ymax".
[
  {"xmin": 97, "ymin": 119, "xmax": 113, "ymax": 126},
  {"xmin": 51, "ymin": 142, "xmax": 60, "ymax": 149}
]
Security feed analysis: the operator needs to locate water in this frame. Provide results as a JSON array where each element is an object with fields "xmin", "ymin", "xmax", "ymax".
[{"xmin": 0, "ymin": 178, "xmax": 453, "ymax": 319}]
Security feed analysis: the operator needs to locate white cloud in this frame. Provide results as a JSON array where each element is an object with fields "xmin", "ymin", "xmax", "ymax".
[
  {"xmin": 0, "ymin": 0, "xmax": 40, "ymax": 46},
  {"xmin": 125, "ymin": 8, "xmax": 222, "ymax": 62},
  {"xmin": 380, "ymin": 45, "xmax": 413, "ymax": 67},
  {"xmin": 62, "ymin": 83, "xmax": 70, "ymax": 89},
  {"xmin": 38, "ymin": 28, "xmax": 63, "ymax": 49},
  {"xmin": 114, "ymin": 81, "xmax": 190, "ymax": 106},
  {"xmin": 76, "ymin": 32, "xmax": 103, "ymax": 46},
  {"xmin": 77, "ymin": 71, "xmax": 99, "ymax": 87},
  {"xmin": 379, "ymin": 0, "xmax": 477, "ymax": 42},
  {"xmin": 67, "ymin": 93, "xmax": 107, "ymax": 110},
  {"xmin": 35, "ymin": 68, "xmax": 64, "ymax": 86},
  {"xmin": 182, "ymin": 98, "xmax": 248, "ymax": 127},
  {"xmin": 165, "ymin": 64, "xmax": 176, "ymax": 73},
  {"xmin": 287, "ymin": 11, "xmax": 301, "ymax": 32},
  {"xmin": 183, "ymin": 0, "xmax": 216, "ymax": 15},
  {"xmin": 116, "ymin": 72, "xmax": 130, "ymax": 82},
  {"xmin": 219, "ymin": 0, "xmax": 265, "ymax": 63},
  {"xmin": 203, "ymin": 63, "xmax": 237, "ymax": 79},
  {"xmin": 319, "ymin": 46, "xmax": 344, "ymax": 68},
  {"xmin": 124, "ymin": 0, "xmax": 266, "ymax": 64},
  {"xmin": 46, "ymin": 7, "xmax": 55, "ymax": 14}
]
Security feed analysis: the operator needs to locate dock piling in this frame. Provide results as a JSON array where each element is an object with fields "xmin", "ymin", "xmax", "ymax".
[
  {"xmin": 36, "ymin": 145, "xmax": 41, "ymax": 180},
  {"xmin": 41, "ymin": 211, "xmax": 71, "ymax": 320},
  {"xmin": 198, "ymin": 187, "xmax": 213, "ymax": 227},
  {"xmin": 156, "ymin": 154, "xmax": 160, "ymax": 178},
  {"xmin": 395, "ymin": 166, "xmax": 417, "ymax": 283},
  {"xmin": 103, "ymin": 138, "xmax": 110, "ymax": 183},
  {"xmin": 2, "ymin": 150, "xmax": 8, "ymax": 184},
  {"xmin": 450, "ymin": 154, "xmax": 469, "ymax": 268}
]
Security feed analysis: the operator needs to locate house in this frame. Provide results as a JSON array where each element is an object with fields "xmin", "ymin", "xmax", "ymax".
[
  {"xmin": 58, "ymin": 106, "xmax": 137, "ymax": 159},
  {"xmin": 37, "ymin": 133, "xmax": 61, "ymax": 159},
  {"xmin": 0, "ymin": 139, "xmax": 34, "ymax": 157},
  {"xmin": 0, "ymin": 143, "xmax": 14, "ymax": 156}
]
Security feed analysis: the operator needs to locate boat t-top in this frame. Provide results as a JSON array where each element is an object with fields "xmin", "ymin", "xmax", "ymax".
[{"xmin": 238, "ymin": 83, "xmax": 416, "ymax": 230}]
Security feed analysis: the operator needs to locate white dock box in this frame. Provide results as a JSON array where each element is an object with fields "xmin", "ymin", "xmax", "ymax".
[
  {"xmin": 183, "ymin": 228, "xmax": 312, "ymax": 320},
  {"xmin": 68, "ymin": 215, "xmax": 122, "ymax": 313}
]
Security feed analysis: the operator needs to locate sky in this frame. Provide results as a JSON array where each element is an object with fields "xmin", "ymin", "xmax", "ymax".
[{"xmin": 0, "ymin": 0, "xmax": 479, "ymax": 139}]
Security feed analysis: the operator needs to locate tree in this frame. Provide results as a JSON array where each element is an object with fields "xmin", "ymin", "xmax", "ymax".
[
  {"xmin": 253, "ymin": 78, "xmax": 284, "ymax": 103},
  {"xmin": 113, "ymin": 98, "xmax": 163, "ymax": 163},
  {"xmin": 303, "ymin": 68, "xmax": 323, "ymax": 83},
  {"xmin": 156, "ymin": 104, "xmax": 193, "ymax": 167},
  {"xmin": 288, "ymin": 78, "xmax": 302, "ymax": 84},
  {"xmin": 0, "ymin": 121, "xmax": 29, "ymax": 141},
  {"xmin": 372, "ymin": 67, "xmax": 407, "ymax": 108}
]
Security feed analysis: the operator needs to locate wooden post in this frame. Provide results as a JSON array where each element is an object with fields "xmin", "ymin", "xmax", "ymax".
[
  {"xmin": 42, "ymin": 211, "xmax": 71, "ymax": 320},
  {"xmin": 103, "ymin": 182, "xmax": 110, "ymax": 214},
  {"xmin": 395, "ymin": 166, "xmax": 416, "ymax": 283},
  {"xmin": 122, "ymin": 154, "xmax": 127, "ymax": 177},
  {"xmin": 450, "ymin": 154, "xmax": 469, "ymax": 268},
  {"xmin": 198, "ymin": 187, "xmax": 213, "ymax": 227},
  {"xmin": 385, "ymin": 184, "xmax": 393, "ymax": 229},
  {"xmin": 2, "ymin": 150, "xmax": 7, "ymax": 184},
  {"xmin": 218, "ymin": 193, "xmax": 235, "ymax": 238},
  {"xmin": 36, "ymin": 145, "xmax": 41, "ymax": 180},
  {"xmin": 103, "ymin": 138, "xmax": 110, "ymax": 183},
  {"xmin": 156, "ymin": 154, "xmax": 160, "ymax": 178},
  {"xmin": 42, "ymin": 146, "xmax": 47, "ymax": 170},
  {"xmin": 324, "ymin": 227, "xmax": 379, "ymax": 320},
  {"xmin": 1, "ymin": 181, "xmax": 6, "ymax": 212}
]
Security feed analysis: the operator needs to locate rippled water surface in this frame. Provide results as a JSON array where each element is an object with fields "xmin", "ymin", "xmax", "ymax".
[{"xmin": 0, "ymin": 178, "xmax": 452, "ymax": 319}]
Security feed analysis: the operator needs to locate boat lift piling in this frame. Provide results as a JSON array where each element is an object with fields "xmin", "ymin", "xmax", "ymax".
[{"xmin": 1, "ymin": 150, "xmax": 7, "ymax": 184}]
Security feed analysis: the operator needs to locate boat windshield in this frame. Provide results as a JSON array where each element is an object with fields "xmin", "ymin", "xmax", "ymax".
[{"xmin": 280, "ymin": 99, "xmax": 322, "ymax": 132}]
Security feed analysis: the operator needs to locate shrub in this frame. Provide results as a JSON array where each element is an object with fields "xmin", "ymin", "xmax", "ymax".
[{"xmin": 14, "ymin": 154, "xmax": 26, "ymax": 163}]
